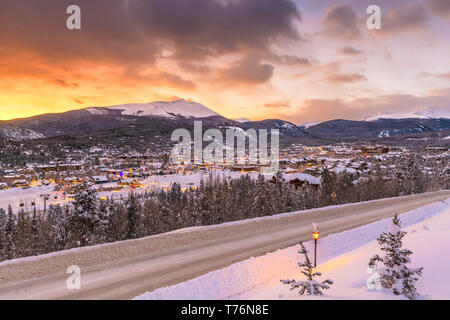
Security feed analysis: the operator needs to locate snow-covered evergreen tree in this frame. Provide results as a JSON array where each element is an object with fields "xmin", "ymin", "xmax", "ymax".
[
  {"xmin": 369, "ymin": 214, "xmax": 423, "ymax": 299},
  {"xmin": 319, "ymin": 169, "xmax": 337, "ymax": 206},
  {"xmin": 30, "ymin": 206, "xmax": 40, "ymax": 255},
  {"xmin": 48, "ymin": 204, "xmax": 67, "ymax": 251},
  {"xmin": 95, "ymin": 198, "xmax": 111, "ymax": 243},
  {"xmin": 281, "ymin": 242, "xmax": 333, "ymax": 295},
  {"xmin": 253, "ymin": 174, "xmax": 273, "ymax": 217},
  {"xmin": 3, "ymin": 205, "xmax": 16, "ymax": 259},
  {"xmin": 69, "ymin": 181, "xmax": 99, "ymax": 246},
  {"xmin": 0, "ymin": 208, "xmax": 6, "ymax": 254},
  {"xmin": 126, "ymin": 192, "xmax": 140, "ymax": 239}
]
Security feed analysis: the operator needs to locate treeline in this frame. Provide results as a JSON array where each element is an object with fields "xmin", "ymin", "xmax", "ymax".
[{"xmin": 0, "ymin": 157, "xmax": 448, "ymax": 262}]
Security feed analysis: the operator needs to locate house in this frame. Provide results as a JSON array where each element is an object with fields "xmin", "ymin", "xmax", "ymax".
[
  {"xmin": 92, "ymin": 176, "xmax": 109, "ymax": 184},
  {"xmin": 12, "ymin": 179, "xmax": 29, "ymax": 188}
]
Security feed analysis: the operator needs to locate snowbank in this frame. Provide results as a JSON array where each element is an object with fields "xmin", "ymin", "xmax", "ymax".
[{"xmin": 135, "ymin": 198, "xmax": 450, "ymax": 300}]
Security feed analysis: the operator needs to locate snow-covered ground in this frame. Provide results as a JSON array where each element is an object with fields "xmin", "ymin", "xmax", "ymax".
[
  {"xmin": 0, "ymin": 170, "xmax": 319, "ymax": 212},
  {"xmin": 136, "ymin": 198, "xmax": 450, "ymax": 300}
]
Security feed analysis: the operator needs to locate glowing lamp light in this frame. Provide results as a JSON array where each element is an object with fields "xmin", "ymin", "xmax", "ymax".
[
  {"xmin": 313, "ymin": 231, "xmax": 320, "ymax": 241},
  {"xmin": 312, "ymin": 222, "xmax": 320, "ymax": 267}
]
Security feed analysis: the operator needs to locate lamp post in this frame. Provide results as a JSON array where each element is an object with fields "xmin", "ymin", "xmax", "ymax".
[
  {"xmin": 330, "ymin": 192, "xmax": 337, "ymax": 205},
  {"xmin": 312, "ymin": 223, "xmax": 320, "ymax": 267},
  {"xmin": 40, "ymin": 194, "xmax": 50, "ymax": 215},
  {"xmin": 31, "ymin": 199, "xmax": 36, "ymax": 213}
]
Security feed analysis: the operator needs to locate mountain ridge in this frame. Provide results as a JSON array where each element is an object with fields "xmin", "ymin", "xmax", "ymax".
[
  {"xmin": 1, "ymin": 101, "xmax": 450, "ymax": 142},
  {"xmin": 365, "ymin": 106, "xmax": 450, "ymax": 122}
]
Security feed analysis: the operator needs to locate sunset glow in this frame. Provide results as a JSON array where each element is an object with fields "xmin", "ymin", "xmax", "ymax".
[{"xmin": 1, "ymin": 0, "xmax": 450, "ymax": 123}]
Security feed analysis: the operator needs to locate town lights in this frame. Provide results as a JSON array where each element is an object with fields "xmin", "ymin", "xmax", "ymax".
[{"xmin": 312, "ymin": 223, "xmax": 320, "ymax": 267}]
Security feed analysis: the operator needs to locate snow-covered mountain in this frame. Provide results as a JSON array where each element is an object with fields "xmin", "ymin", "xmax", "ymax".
[
  {"xmin": 232, "ymin": 118, "xmax": 250, "ymax": 123},
  {"xmin": 298, "ymin": 121, "xmax": 319, "ymax": 129},
  {"xmin": 365, "ymin": 107, "xmax": 450, "ymax": 121},
  {"xmin": 88, "ymin": 99, "xmax": 221, "ymax": 119},
  {"xmin": 0, "ymin": 127, "xmax": 45, "ymax": 141}
]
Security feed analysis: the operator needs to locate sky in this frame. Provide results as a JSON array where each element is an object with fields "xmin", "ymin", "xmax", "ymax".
[{"xmin": 0, "ymin": 0, "xmax": 449, "ymax": 123}]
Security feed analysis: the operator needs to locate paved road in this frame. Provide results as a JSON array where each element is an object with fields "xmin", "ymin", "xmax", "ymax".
[{"xmin": 1, "ymin": 190, "xmax": 449, "ymax": 300}]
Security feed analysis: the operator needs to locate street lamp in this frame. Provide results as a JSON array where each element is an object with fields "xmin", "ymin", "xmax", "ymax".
[
  {"xmin": 40, "ymin": 193, "xmax": 50, "ymax": 215},
  {"xmin": 312, "ymin": 223, "xmax": 320, "ymax": 267}
]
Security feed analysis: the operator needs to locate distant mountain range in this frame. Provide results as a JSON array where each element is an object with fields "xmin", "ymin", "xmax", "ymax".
[
  {"xmin": 304, "ymin": 107, "xmax": 450, "ymax": 140},
  {"xmin": 0, "ymin": 100, "xmax": 306, "ymax": 141},
  {"xmin": 364, "ymin": 107, "xmax": 450, "ymax": 121},
  {"xmin": 0, "ymin": 102, "xmax": 449, "ymax": 142}
]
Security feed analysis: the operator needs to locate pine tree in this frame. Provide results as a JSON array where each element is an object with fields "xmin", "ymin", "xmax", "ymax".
[
  {"xmin": 69, "ymin": 181, "xmax": 99, "ymax": 246},
  {"xmin": 3, "ymin": 205, "xmax": 16, "ymax": 260},
  {"xmin": 49, "ymin": 204, "xmax": 67, "ymax": 251},
  {"xmin": 319, "ymin": 169, "xmax": 337, "ymax": 206},
  {"xmin": 95, "ymin": 198, "xmax": 111, "ymax": 243},
  {"xmin": 0, "ymin": 208, "xmax": 6, "ymax": 258},
  {"xmin": 30, "ymin": 206, "xmax": 40, "ymax": 255},
  {"xmin": 126, "ymin": 192, "xmax": 140, "ymax": 239},
  {"xmin": 407, "ymin": 157, "xmax": 426, "ymax": 194},
  {"xmin": 281, "ymin": 242, "xmax": 333, "ymax": 295},
  {"xmin": 369, "ymin": 214, "xmax": 423, "ymax": 299},
  {"xmin": 253, "ymin": 174, "xmax": 273, "ymax": 217}
]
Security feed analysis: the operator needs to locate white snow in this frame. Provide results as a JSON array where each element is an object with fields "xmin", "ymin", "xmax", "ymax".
[
  {"xmin": 135, "ymin": 198, "xmax": 450, "ymax": 300},
  {"xmin": 84, "ymin": 107, "xmax": 110, "ymax": 115},
  {"xmin": 378, "ymin": 130, "xmax": 390, "ymax": 138},
  {"xmin": 233, "ymin": 118, "xmax": 251, "ymax": 123},
  {"xmin": 281, "ymin": 122, "xmax": 295, "ymax": 129},
  {"xmin": 366, "ymin": 106, "xmax": 450, "ymax": 121},
  {"xmin": 285, "ymin": 173, "xmax": 321, "ymax": 185},
  {"xmin": 299, "ymin": 121, "xmax": 319, "ymax": 128},
  {"xmin": 90, "ymin": 99, "xmax": 220, "ymax": 119},
  {"xmin": 0, "ymin": 170, "xmax": 303, "ymax": 212},
  {"xmin": 0, "ymin": 127, "xmax": 45, "ymax": 140}
]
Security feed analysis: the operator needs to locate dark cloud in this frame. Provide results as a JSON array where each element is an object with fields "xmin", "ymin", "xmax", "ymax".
[
  {"xmin": 339, "ymin": 46, "xmax": 363, "ymax": 56},
  {"xmin": 380, "ymin": 3, "xmax": 428, "ymax": 35},
  {"xmin": 0, "ymin": 0, "xmax": 301, "ymax": 65},
  {"xmin": 426, "ymin": 0, "xmax": 450, "ymax": 19},
  {"xmin": 269, "ymin": 54, "xmax": 310, "ymax": 66},
  {"xmin": 321, "ymin": 5, "xmax": 360, "ymax": 40},
  {"xmin": 178, "ymin": 62, "xmax": 211, "ymax": 74},
  {"xmin": 217, "ymin": 56, "xmax": 274, "ymax": 85}
]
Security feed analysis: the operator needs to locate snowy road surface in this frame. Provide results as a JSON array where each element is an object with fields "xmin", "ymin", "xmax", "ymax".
[
  {"xmin": 136, "ymin": 198, "xmax": 450, "ymax": 300},
  {"xmin": 0, "ymin": 190, "xmax": 449, "ymax": 299}
]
